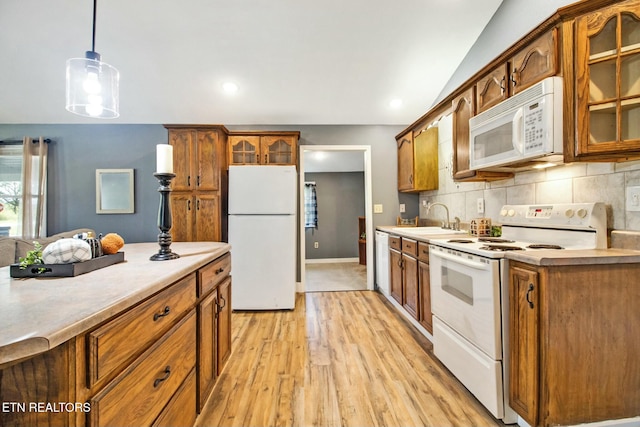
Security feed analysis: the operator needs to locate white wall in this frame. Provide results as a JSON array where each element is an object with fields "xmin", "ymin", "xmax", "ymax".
[{"xmin": 435, "ymin": 0, "xmax": 577, "ymax": 105}]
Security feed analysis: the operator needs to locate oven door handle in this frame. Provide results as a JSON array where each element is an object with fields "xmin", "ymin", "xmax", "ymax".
[{"xmin": 430, "ymin": 249, "xmax": 490, "ymax": 270}]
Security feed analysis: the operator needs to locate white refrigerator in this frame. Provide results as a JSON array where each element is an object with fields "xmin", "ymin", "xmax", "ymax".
[{"xmin": 228, "ymin": 165, "xmax": 297, "ymax": 310}]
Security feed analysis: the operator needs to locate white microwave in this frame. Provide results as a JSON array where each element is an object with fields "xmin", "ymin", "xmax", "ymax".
[{"xmin": 469, "ymin": 76, "xmax": 563, "ymax": 171}]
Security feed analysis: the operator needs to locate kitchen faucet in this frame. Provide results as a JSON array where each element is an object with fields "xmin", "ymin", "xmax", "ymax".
[{"xmin": 426, "ymin": 202, "xmax": 454, "ymax": 230}]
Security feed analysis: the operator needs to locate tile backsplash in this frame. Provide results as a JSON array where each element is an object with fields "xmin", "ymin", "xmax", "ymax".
[{"xmin": 419, "ymin": 114, "xmax": 640, "ymax": 231}]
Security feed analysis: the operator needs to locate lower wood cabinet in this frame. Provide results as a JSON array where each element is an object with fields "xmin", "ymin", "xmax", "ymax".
[
  {"xmin": 0, "ymin": 253, "xmax": 232, "ymax": 427},
  {"xmin": 508, "ymin": 260, "xmax": 640, "ymax": 427},
  {"xmin": 384, "ymin": 236, "xmax": 433, "ymax": 333}
]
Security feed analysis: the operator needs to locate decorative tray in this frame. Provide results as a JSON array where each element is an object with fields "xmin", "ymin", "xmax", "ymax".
[{"xmin": 9, "ymin": 252, "xmax": 125, "ymax": 278}]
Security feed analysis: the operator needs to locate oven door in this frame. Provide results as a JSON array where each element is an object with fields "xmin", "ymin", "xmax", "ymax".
[{"xmin": 429, "ymin": 245, "xmax": 502, "ymax": 359}]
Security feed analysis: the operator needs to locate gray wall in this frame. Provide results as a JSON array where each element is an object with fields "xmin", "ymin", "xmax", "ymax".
[
  {"xmin": 0, "ymin": 124, "xmax": 404, "ymax": 242},
  {"xmin": 0, "ymin": 124, "xmax": 166, "ymax": 242},
  {"xmin": 304, "ymin": 172, "xmax": 364, "ymax": 259}
]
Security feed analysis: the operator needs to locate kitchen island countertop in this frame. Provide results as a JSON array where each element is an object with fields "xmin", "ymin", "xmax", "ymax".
[{"xmin": 0, "ymin": 241, "xmax": 230, "ymax": 367}]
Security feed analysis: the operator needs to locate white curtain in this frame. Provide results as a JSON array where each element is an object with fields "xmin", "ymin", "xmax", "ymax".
[{"xmin": 20, "ymin": 136, "xmax": 48, "ymax": 238}]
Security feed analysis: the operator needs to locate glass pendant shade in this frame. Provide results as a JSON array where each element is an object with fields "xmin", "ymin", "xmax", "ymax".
[{"xmin": 65, "ymin": 51, "xmax": 120, "ymax": 119}]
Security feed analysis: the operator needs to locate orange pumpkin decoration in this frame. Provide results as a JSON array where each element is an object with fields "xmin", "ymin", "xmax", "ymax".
[{"xmin": 101, "ymin": 233, "xmax": 125, "ymax": 254}]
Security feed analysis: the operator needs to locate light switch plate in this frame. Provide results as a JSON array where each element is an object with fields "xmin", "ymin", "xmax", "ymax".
[
  {"xmin": 374, "ymin": 204, "xmax": 383, "ymax": 213},
  {"xmin": 626, "ymin": 186, "xmax": 640, "ymax": 211},
  {"xmin": 399, "ymin": 204, "xmax": 406, "ymax": 213}
]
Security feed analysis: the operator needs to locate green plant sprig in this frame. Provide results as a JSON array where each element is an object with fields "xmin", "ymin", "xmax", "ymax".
[{"xmin": 19, "ymin": 242, "xmax": 45, "ymax": 270}]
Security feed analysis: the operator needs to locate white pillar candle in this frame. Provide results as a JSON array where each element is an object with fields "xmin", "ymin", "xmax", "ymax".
[{"xmin": 156, "ymin": 144, "xmax": 173, "ymax": 173}]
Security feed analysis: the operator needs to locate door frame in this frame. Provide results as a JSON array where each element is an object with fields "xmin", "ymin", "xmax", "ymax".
[{"xmin": 299, "ymin": 145, "xmax": 374, "ymax": 291}]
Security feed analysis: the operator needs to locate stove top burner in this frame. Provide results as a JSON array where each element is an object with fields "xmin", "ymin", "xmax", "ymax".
[
  {"xmin": 478, "ymin": 237, "xmax": 515, "ymax": 243},
  {"xmin": 448, "ymin": 239, "xmax": 474, "ymax": 243},
  {"xmin": 527, "ymin": 244, "xmax": 564, "ymax": 250},
  {"xmin": 479, "ymin": 245, "xmax": 524, "ymax": 251}
]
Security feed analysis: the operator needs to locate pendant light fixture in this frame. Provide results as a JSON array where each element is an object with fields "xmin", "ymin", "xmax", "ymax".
[{"xmin": 65, "ymin": 0, "xmax": 119, "ymax": 118}]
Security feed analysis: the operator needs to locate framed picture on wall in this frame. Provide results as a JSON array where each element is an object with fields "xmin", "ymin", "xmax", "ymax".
[{"xmin": 96, "ymin": 169, "xmax": 134, "ymax": 214}]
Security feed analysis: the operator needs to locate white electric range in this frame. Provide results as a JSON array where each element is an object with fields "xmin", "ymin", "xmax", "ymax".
[{"xmin": 427, "ymin": 202, "xmax": 607, "ymax": 424}]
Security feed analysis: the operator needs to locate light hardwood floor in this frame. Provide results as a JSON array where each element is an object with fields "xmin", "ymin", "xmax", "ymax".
[{"xmin": 196, "ymin": 291, "xmax": 504, "ymax": 427}]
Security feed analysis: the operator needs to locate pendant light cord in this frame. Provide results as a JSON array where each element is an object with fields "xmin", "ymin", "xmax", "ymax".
[{"xmin": 91, "ymin": 0, "xmax": 97, "ymax": 52}]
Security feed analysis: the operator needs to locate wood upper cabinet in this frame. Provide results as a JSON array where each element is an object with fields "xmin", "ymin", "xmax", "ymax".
[
  {"xmin": 228, "ymin": 132, "xmax": 299, "ymax": 166},
  {"xmin": 509, "ymin": 28, "xmax": 558, "ymax": 95},
  {"xmin": 397, "ymin": 131, "xmax": 414, "ymax": 191},
  {"xmin": 452, "ymin": 88, "xmax": 476, "ymax": 180},
  {"xmin": 397, "ymin": 127, "xmax": 438, "ymax": 192},
  {"xmin": 574, "ymin": 0, "xmax": 640, "ymax": 160},
  {"xmin": 453, "ymin": 88, "xmax": 513, "ymax": 181},
  {"xmin": 508, "ymin": 260, "xmax": 640, "ymax": 427},
  {"xmin": 476, "ymin": 29, "xmax": 557, "ymax": 114},
  {"xmin": 476, "ymin": 64, "xmax": 509, "ymax": 113},
  {"xmin": 166, "ymin": 125, "xmax": 227, "ymax": 242}
]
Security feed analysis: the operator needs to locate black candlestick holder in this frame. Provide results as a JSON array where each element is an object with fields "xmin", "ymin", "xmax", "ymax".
[{"xmin": 150, "ymin": 172, "xmax": 180, "ymax": 261}]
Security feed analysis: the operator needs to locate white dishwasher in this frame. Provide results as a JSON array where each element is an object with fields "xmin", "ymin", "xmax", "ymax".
[{"xmin": 375, "ymin": 230, "xmax": 390, "ymax": 295}]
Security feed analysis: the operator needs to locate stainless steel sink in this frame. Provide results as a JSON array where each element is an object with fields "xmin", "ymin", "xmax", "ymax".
[{"xmin": 390, "ymin": 227, "xmax": 466, "ymax": 235}]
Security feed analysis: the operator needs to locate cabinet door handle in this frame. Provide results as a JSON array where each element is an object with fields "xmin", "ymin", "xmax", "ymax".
[
  {"xmin": 153, "ymin": 366, "xmax": 171, "ymax": 388},
  {"xmin": 264, "ymin": 154, "xmax": 268, "ymax": 164},
  {"xmin": 187, "ymin": 200, "xmax": 191, "ymax": 211},
  {"xmin": 217, "ymin": 295, "xmax": 226, "ymax": 314},
  {"xmin": 409, "ymin": 174, "xmax": 413, "ymax": 184},
  {"xmin": 526, "ymin": 284, "xmax": 535, "ymax": 309},
  {"xmin": 500, "ymin": 76, "xmax": 506, "ymax": 94},
  {"xmin": 187, "ymin": 176, "xmax": 190, "ymax": 187},
  {"xmin": 197, "ymin": 199, "xmax": 200, "ymax": 210},
  {"xmin": 153, "ymin": 305, "xmax": 171, "ymax": 321},
  {"xmin": 510, "ymin": 71, "xmax": 517, "ymax": 87}
]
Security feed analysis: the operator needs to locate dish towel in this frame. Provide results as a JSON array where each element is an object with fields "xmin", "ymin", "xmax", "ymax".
[{"xmin": 304, "ymin": 183, "xmax": 318, "ymax": 229}]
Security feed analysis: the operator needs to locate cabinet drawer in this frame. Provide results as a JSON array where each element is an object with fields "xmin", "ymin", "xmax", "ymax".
[
  {"xmin": 89, "ymin": 312, "xmax": 197, "ymax": 427},
  {"xmin": 417, "ymin": 242, "xmax": 430, "ymax": 263},
  {"xmin": 401, "ymin": 238, "xmax": 418, "ymax": 257},
  {"xmin": 87, "ymin": 274, "xmax": 197, "ymax": 387},
  {"xmin": 152, "ymin": 368, "xmax": 197, "ymax": 427},
  {"xmin": 389, "ymin": 235, "xmax": 402, "ymax": 251},
  {"xmin": 198, "ymin": 253, "xmax": 231, "ymax": 296}
]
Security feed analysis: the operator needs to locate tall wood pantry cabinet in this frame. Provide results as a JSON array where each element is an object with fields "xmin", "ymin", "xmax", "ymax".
[{"xmin": 165, "ymin": 125, "xmax": 228, "ymax": 242}]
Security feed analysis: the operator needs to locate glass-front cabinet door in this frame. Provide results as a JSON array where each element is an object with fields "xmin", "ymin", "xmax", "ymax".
[
  {"xmin": 576, "ymin": 1, "xmax": 640, "ymax": 158},
  {"xmin": 228, "ymin": 136, "xmax": 260, "ymax": 165},
  {"xmin": 261, "ymin": 135, "xmax": 297, "ymax": 165}
]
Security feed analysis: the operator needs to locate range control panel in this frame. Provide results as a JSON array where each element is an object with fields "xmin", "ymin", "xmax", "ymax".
[{"xmin": 499, "ymin": 202, "xmax": 606, "ymax": 230}]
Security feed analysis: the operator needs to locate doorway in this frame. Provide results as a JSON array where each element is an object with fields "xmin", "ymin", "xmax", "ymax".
[{"xmin": 299, "ymin": 145, "xmax": 374, "ymax": 292}]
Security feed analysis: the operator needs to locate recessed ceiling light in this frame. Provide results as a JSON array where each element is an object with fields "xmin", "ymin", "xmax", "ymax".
[
  {"xmin": 222, "ymin": 82, "xmax": 239, "ymax": 94},
  {"xmin": 389, "ymin": 99, "xmax": 403, "ymax": 109}
]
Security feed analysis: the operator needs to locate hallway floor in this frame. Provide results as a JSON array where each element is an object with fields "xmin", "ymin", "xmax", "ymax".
[{"xmin": 304, "ymin": 262, "xmax": 367, "ymax": 292}]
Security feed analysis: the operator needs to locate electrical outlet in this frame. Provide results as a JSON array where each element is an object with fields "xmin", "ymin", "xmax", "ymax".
[
  {"xmin": 477, "ymin": 198, "xmax": 485, "ymax": 214},
  {"xmin": 626, "ymin": 186, "xmax": 640, "ymax": 211},
  {"xmin": 314, "ymin": 242, "xmax": 319, "ymax": 249},
  {"xmin": 399, "ymin": 203, "xmax": 406, "ymax": 213},
  {"xmin": 422, "ymin": 200, "xmax": 428, "ymax": 207}
]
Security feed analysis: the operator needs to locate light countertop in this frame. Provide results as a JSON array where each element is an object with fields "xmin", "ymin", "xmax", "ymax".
[
  {"xmin": 377, "ymin": 226, "xmax": 640, "ymax": 266},
  {"xmin": 0, "ymin": 242, "xmax": 230, "ymax": 367}
]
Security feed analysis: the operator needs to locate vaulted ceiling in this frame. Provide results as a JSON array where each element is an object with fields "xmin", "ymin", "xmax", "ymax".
[{"xmin": 1, "ymin": 0, "xmax": 503, "ymax": 125}]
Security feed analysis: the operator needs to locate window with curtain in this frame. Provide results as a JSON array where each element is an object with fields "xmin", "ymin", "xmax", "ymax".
[
  {"xmin": 0, "ymin": 137, "xmax": 48, "ymax": 238},
  {"xmin": 304, "ymin": 182, "xmax": 318, "ymax": 229}
]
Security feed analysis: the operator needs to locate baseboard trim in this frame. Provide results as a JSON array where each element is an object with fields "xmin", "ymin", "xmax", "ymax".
[{"xmin": 305, "ymin": 257, "xmax": 359, "ymax": 264}]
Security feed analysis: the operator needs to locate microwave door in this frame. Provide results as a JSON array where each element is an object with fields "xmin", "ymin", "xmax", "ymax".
[{"xmin": 470, "ymin": 109, "xmax": 521, "ymax": 170}]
